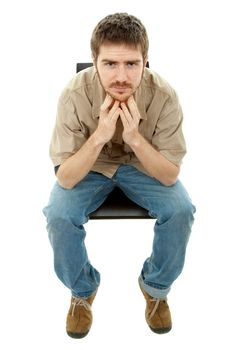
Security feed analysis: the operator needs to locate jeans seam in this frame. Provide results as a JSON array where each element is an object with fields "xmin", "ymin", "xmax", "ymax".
[
  {"xmin": 119, "ymin": 185, "xmax": 156, "ymax": 218},
  {"xmin": 85, "ymin": 182, "xmax": 114, "ymax": 217}
]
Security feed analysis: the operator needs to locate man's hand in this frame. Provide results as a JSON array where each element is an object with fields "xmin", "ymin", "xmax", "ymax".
[
  {"xmin": 94, "ymin": 94, "xmax": 121, "ymax": 145},
  {"xmin": 119, "ymin": 95, "xmax": 141, "ymax": 146},
  {"xmin": 119, "ymin": 96, "xmax": 179, "ymax": 186},
  {"xmin": 57, "ymin": 95, "xmax": 120, "ymax": 189}
]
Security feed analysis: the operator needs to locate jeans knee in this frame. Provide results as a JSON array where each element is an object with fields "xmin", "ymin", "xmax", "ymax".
[
  {"xmin": 43, "ymin": 202, "xmax": 64, "ymax": 225},
  {"xmin": 43, "ymin": 200, "xmax": 86, "ymax": 229},
  {"xmin": 159, "ymin": 197, "xmax": 194, "ymax": 220},
  {"xmin": 155, "ymin": 196, "xmax": 195, "ymax": 239},
  {"xmin": 43, "ymin": 182, "xmax": 88, "ymax": 227},
  {"xmin": 179, "ymin": 197, "xmax": 195, "ymax": 217},
  {"xmin": 173, "ymin": 200, "xmax": 196, "ymax": 247},
  {"xmin": 171, "ymin": 198, "xmax": 196, "ymax": 232}
]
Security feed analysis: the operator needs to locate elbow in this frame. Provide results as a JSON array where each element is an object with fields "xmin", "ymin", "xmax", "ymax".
[
  {"xmin": 161, "ymin": 177, "xmax": 178, "ymax": 187},
  {"xmin": 58, "ymin": 180, "xmax": 76, "ymax": 190},
  {"xmin": 156, "ymin": 167, "xmax": 180, "ymax": 187},
  {"xmin": 57, "ymin": 177, "xmax": 76, "ymax": 189},
  {"xmin": 56, "ymin": 168, "xmax": 78, "ymax": 190}
]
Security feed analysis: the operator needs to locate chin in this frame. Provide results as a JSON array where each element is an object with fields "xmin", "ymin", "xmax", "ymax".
[{"xmin": 108, "ymin": 91, "xmax": 132, "ymax": 103}]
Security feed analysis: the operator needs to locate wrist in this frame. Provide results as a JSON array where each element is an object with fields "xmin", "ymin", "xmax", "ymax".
[
  {"xmin": 127, "ymin": 131, "xmax": 143, "ymax": 148},
  {"xmin": 91, "ymin": 130, "xmax": 106, "ymax": 148}
]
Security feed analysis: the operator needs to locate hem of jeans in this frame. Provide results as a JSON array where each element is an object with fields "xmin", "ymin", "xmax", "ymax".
[
  {"xmin": 139, "ymin": 276, "xmax": 170, "ymax": 299},
  {"xmin": 71, "ymin": 288, "xmax": 98, "ymax": 299}
]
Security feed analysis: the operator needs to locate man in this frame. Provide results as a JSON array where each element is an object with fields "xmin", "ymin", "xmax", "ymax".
[{"xmin": 43, "ymin": 13, "xmax": 195, "ymax": 338}]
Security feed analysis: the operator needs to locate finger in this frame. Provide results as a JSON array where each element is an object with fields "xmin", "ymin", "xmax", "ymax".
[
  {"xmin": 111, "ymin": 107, "xmax": 121, "ymax": 123},
  {"xmin": 119, "ymin": 109, "xmax": 130, "ymax": 129},
  {"xmin": 120, "ymin": 103, "xmax": 131, "ymax": 124},
  {"xmin": 127, "ymin": 96, "xmax": 140, "ymax": 121},
  {"xmin": 127, "ymin": 95, "xmax": 134, "ymax": 105},
  {"xmin": 100, "ymin": 94, "xmax": 114, "ymax": 112},
  {"xmin": 109, "ymin": 100, "xmax": 120, "ymax": 118},
  {"xmin": 125, "ymin": 95, "xmax": 135, "ymax": 112},
  {"xmin": 119, "ymin": 109, "xmax": 128, "ymax": 128}
]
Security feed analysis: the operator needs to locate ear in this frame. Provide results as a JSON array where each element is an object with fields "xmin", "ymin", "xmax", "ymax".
[
  {"xmin": 144, "ymin": 56, "xmax": 149, "ymax": 68},
  {"xmin": 92, "ymin": 55, "xmax": 97, "ymax": 70}
]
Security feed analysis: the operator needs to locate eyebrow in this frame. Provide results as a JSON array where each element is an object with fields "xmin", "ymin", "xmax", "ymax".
[{"xmin": 101, "ymin": 59, "xmax": 142, "ymax": 64}]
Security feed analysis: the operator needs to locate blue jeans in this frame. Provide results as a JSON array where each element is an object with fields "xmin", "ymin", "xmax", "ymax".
[{"xmin": 43, "ymin": 165, "xmax": 195, "ymax": 299}]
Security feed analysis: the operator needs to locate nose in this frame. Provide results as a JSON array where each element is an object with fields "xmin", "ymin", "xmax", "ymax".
[{"xmin": 116, "ymin": 65, "xmax": 127, "ymax": 83}]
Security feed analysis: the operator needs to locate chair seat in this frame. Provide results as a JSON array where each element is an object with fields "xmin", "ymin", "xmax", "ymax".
[{"xmin": 89, "ymin": 187, "xmax": 151, "ymax": 219}]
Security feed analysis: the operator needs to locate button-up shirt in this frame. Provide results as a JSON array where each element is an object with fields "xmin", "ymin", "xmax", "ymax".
[{"xmin": 49, "ymin": 67, "xmax": 186, "ymax": 178}]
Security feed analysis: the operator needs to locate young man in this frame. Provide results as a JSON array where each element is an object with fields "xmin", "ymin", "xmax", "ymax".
[{"xmin": 43, "ymin": 13, "xmax": 195, "ymax": 338}]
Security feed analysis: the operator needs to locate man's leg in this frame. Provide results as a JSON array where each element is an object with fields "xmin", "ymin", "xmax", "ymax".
[
  {"xmin": 116, "ymin": 165, "xmax": 196, "ymax": 298},
  {"xmin": 43, "ymin": 171, "xmax": 114, "ymax": 298},
  {"xmin": 116, "ymin": 165, "xmax": 195, "ymax": 333}
]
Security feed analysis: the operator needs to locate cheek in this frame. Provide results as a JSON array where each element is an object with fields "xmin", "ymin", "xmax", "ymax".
[
  {"xmin": 99, "ymin": 72, "xmax": 112, "ymax": 87},
  {"xmin": 130, "ymin": 70, "xmax": 143, "ymax": 87},
  {"xmin": 135, "ymin": 70, "xmax": 143, "ymax": 84}
]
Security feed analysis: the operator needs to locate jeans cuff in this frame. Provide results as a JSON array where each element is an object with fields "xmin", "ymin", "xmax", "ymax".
[
  {"xmin": 72, "ymin": 288, "xmax": 98, "ymax": 299},
  {"xmin": 138, "ymin": 276, "xmax": 170, "ymax": 299}
]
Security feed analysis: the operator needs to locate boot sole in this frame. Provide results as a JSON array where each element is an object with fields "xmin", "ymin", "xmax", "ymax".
[
  {"xmin": 67, "ymin": 330, "xmax": 89, "ymax": 339},
  {"xmin": 149, "ymin": 326, "xmax": 172, "ymax": 334}
]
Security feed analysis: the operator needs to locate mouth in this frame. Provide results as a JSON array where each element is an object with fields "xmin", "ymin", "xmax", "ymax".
[{"xmin": 111, "ymin": 86, "xmax": 131, "ymax": 94}]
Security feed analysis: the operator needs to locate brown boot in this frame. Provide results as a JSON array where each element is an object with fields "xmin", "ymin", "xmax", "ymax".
[
  {"xmin": 66, "ymin": 292, "xmax": 96, "ymax": 338},
  {"xmin": 140, "ymin": 285, "xmax": 172, "ymax": 334}
]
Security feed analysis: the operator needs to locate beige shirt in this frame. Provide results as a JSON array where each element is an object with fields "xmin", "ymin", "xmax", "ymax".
[{"xmin": 49, "ymin": 67, "xmax": 186, "ymax": 178}]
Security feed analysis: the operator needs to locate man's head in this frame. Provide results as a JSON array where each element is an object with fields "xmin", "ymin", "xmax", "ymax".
[{"xmin": 91, "ymin": 13, "xmax": 149, "ymax": 102}]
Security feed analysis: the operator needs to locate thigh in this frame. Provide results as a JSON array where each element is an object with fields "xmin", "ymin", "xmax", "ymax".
[
  {"xmin": 116, "ymin": 165, "xmax": 194, "ymax": 219},
  {"xmin": 44, "ymin": 171, "xmax": 114, "ymax": 224}
]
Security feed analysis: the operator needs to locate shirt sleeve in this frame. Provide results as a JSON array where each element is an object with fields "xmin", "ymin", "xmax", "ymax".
[
  {"xmin": 49, "ymin": 89, "xmax": 87, "ymax": 166},
  {"xmin": 152, "ymin": 93, "xmax": 186, "ymax": 166}
]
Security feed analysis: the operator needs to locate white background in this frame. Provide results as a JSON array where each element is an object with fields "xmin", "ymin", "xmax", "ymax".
[{"xmin": 0, "ymin": 0, "xmax": 233, "ymax": 349}]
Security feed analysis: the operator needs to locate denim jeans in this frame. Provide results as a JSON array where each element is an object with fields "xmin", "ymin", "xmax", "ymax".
[{"xmin": 43, "ymin": 165, "xmax": 195, "ymax": 299}]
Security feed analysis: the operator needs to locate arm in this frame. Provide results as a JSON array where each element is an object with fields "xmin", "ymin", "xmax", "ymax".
[
  {"xmin": 57, "ymin": 95, "xmax": 120, "ymax": 189},
  {"xmin": 119, "ymin": 96, "xmax": 180, "ymax": 186},
  {"xmin": 125, "ymin": 133, "xmax": 179, "ymax": 186}
]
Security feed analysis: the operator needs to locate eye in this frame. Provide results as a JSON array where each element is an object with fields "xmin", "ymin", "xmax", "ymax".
[
  {"xmin": 105, "ymin": 62, "xmax": 116, "ymax": 68},
  {"xmin": 127, "ymin": 62, "xmax": 138, "ymax": 68}
]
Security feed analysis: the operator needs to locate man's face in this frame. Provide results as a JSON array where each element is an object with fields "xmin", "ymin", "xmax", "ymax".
[{"xmin": 94, "ymin": 43, "xmax": 146, "ymax": 102}]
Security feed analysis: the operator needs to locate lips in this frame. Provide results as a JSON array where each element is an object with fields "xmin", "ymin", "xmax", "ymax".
[
  {"xmin": 113, "ymin": 87, "xmax": 128, "ymax": 92},
  {"xmin": 110, "ymin": 83, "xmax": 132, "ymax": 89},
  {"xmin": 111, "ymin": 85, "xmax": 132, "ymax": 93}
]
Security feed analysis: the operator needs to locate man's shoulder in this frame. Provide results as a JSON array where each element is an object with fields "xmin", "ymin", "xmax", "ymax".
[
  {"xmin": 58, "ymin": 67, "xmax": 96, "ymax": 104},
  {"xmin": 65, "ymin": 66, "xmax": 96, "ymax": 92},
  {"xmin": 143, "ymin": 68, "xmax": 177, "ymax": 100}
]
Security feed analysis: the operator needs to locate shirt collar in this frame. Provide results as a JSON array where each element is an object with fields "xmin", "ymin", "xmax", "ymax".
[{"xmin": 92, "ymin": 71, "xmax": 147, "ymax": 120}]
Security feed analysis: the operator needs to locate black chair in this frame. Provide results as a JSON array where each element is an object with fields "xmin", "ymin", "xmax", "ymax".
[{"xmin": 76, "ymin": 62, "xmax": 151, "ymax": 220}]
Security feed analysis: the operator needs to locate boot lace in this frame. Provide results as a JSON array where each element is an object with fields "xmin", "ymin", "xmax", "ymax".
[
  {"xmin": 149, "ymin": 298, "xmax": 161, "ymax": 319},
  {"xmin": 71, "ymin": 297, "xmax": 91, "ymax": 317}
]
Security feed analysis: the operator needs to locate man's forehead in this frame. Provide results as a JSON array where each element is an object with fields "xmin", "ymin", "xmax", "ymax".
[{"xmin": 98, "ymin": 43, "xmax": 143, "ymax": 60}]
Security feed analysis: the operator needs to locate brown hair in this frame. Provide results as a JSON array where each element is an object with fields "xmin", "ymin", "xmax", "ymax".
[{"xmin": 91, "ymin": 13, "xmax": 149, "ymax": 61}]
